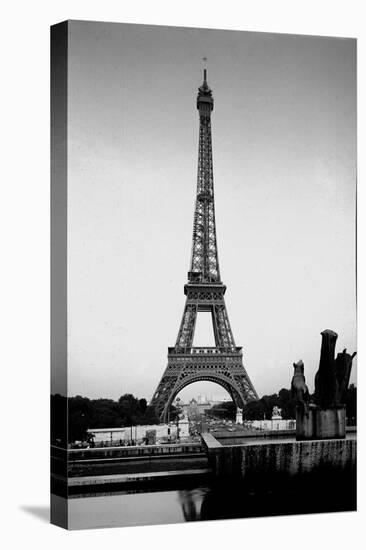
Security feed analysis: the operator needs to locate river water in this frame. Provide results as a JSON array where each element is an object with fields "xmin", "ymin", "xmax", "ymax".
[
  {"xmin": 68, "ymin": 487, "xmax": 206, "ymax": 529},
  {"xmin": 68, "ymin": 472, "xmax": 356, "ymax": 530}
]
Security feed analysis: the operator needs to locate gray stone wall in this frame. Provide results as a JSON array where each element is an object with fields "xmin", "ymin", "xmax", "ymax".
[{"xmin": 202, "ymin": 433, "xmax": 356, "ymax": 480}]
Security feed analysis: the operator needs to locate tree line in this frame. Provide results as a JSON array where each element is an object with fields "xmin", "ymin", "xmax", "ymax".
[
  {"xmin": 51, "ymin": 393, "xmax": 161, "ymax": 445},
  {"xmin": 207, "ymin": 384, "xmax": 357, "ymax": 422},
  {"xmin": 51, "ymin": 384, "xmax": 356, "ymax": 445}
]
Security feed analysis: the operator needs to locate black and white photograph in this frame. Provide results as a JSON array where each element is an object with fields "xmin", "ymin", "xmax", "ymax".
[{"xmin": 49, "ymin": 19, "xmax": 357, "ymax": 531}]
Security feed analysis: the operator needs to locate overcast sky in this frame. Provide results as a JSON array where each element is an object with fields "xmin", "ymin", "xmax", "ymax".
[{"xmin": 67, "ymin": 21, "xmax": 356, "ymax": 402}]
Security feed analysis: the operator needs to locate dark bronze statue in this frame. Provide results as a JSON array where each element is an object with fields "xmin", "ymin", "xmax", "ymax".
[
  {"xmin": 291, "ymin": 360, "xmax": 310, "ymax": 416},
  {"xmin": 292, "ymin": 330, "xmax": 356, "ymax": 440},
  {"xmin": 313, "ymin": 330, "xmax": 356, "ymax": 408},
  {"xmin": 292, "ymin": 330, "xmax": 356, "ymax": 412},
  {"xmin": 335, "ymin": 348, "xmax": 357, "ymax": 404},
  {"xmin": 314, "ymin": 329, "xmax": 338, "ymax": 408}
]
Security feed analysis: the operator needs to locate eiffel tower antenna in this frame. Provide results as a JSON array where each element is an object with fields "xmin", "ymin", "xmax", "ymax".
[
  {"xmin": 203, "ymin": 56, "xmax": 207, "ymax": 72},
  {"xmin": 151, "ymin": 71, "xmax": 258, "ymax": 421}
]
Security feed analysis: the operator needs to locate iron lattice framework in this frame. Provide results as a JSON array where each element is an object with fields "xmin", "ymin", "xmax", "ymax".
[{"xmin": 151, "ymin": 70, "xmax": 258, "ymax": 421}]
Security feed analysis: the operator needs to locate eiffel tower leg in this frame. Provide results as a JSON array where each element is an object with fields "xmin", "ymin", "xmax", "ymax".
[
  {"xmin": 175, "ymin": 302, "xmax": 197, "ymax": 349},
  {"xmin": 151, "ymin": 348, "xmax": 258, "ymax": 422},
  {"xmin": 234, "ymin": 370, "xmax": 259, "ymax": 402},
  {"xmin": 150, "ymin": 302, "xmax": 197, "ymax": 418},
  {"xmin": 212, "ymin": 302, "xmax": 235, "ymax": 349},
  {"xmin": 150, "ymin": 369, "xmax": 180, "ymax": 420}
]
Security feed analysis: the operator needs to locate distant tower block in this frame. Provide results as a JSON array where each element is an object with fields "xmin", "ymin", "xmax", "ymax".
[
  {"xmin": 150, "ymin": 70, "xmax": 258, "ymax": 421},
  {"xmin": 236, "ymin": 408, "xmax": 243, "ymax": 424}
]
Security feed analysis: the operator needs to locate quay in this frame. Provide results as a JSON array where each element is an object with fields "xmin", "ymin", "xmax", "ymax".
[
  {"xmin": 201, "ymin": 430, "xmax": 356, "ymax": 480},
  {"xmin": 51, "ymin": 441, "xmax": 210, "ymax": 496},
  {"xmin": 67, "ymin": 468, "xmax": 211, "ymax": 496},
  {"xmin": 51, "ymin": 427, "xmax": 356, "ymax": 497}
]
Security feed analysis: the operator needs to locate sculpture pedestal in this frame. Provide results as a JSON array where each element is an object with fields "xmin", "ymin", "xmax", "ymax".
[
  {"xmin": 296, "ymin": 405, "xmax": 346, "ymax": 440},
  {"xmin": 235, "ymin": 408, "xmax": 243, "ymax": 424}
]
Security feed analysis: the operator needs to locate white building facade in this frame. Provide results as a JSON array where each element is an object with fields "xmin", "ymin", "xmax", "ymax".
[{"xmin": 87, "ymin": 419, "xmax": 189, "ymax": 446}]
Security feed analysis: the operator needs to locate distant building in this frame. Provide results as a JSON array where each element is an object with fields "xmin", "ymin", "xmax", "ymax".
[
  {"xmin": 247, "ymin": 418, "xmax": 296, "ymax": 431},
  {"xmin": 184, "ymin": 397, "xmax": 212, "ymax": 419},
  {"xmin": 244, "ymin": 407, "xmax": 296, "ymax": 431},
  {"xmin": 87, "ymin": 420, "xmax": 189, "ymax": 446},
  {"xmin": 187, "ymin": 398, "xmax": 199, "ymax": 419}
]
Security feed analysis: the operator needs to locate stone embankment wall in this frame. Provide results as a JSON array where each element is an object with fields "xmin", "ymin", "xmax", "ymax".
[{"xmin": 202, "ymin": 433, "xmax": 356, "ymax": 480}]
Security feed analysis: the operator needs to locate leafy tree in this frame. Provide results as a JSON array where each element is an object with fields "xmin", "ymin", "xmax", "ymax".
[
  {"xmin": 278, "ymin": 388, "xmax": 297, "ymax": 419},
  {"xmin": 68, "ymin": 395, "xmax": 93, "ymax": 442},
  {"xmin": 66, "ymin": 393, "xmax": 159, "ymax": 443},
  {"xmin": 243, "ymin": 399, "xmax": 266, "ymax": 420},
  {"xmin": 61, "ymin": 383, "xmax": 357, "ymax": 444},
  {"xmin": 142, "ymin": 405, "xmax": 160, "ymax": 424},
  {"xmin": 166, "ymin": 404, "xmax": 179, "ymax": 422},
  {"xmin": 243, "ymin": 389, "xmax": 296, "ymax": 420},
  {"xmin": 207, "ymin": 401, "xmax": 236, "ymax": 420},
  {"xmin": 118, "ymin": 394, "xmax": 140, "ymax": 425},
  {"xmin": 260, "ymin": 394, "xmax": 279, "ymax": 419}
]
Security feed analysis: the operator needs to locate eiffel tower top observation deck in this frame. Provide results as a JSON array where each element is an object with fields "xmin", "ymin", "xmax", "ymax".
[{"xmin": 150, "ymin": 70, "xmax": 258, "ymax": 421}]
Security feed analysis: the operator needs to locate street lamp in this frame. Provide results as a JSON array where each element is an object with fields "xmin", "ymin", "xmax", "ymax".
[{"xmin": 175, "ymin": 397, "xmax": 183, "ymax": 441}]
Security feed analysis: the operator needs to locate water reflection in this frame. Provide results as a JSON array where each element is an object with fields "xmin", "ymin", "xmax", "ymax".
[
  {"xmin": 178, "ymin": 488, "xmax": 208, "ymax": 521},
  {"xmin": 68, "ymin": 470, "xmax": 356, "ymax": 529},
  {"xmin": 184, "ymin": 471, "xmax": 356, "ymax": 522}
]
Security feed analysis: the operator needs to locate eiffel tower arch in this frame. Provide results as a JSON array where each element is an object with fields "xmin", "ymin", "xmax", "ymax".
[{"xmin": 151, "ymin": 69, "xmax": 258, "ymax": 421}]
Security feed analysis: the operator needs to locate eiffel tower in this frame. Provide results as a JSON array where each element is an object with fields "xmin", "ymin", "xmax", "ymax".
[{"xmin": 151, "ymin": 69, "xmax": 258, "ymax": 421}]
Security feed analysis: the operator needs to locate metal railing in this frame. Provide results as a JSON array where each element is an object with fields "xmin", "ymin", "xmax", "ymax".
[{"xmin": 168, "ymin": 346, "xmax": 242, "ymax": 355}]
